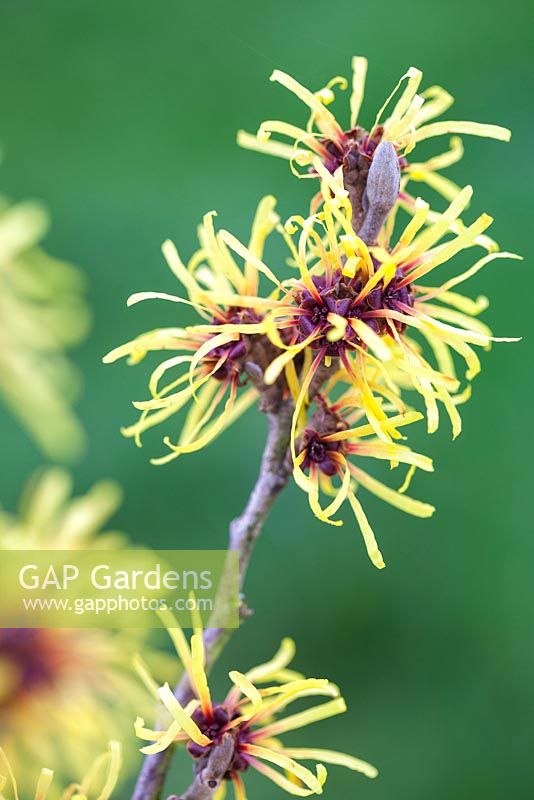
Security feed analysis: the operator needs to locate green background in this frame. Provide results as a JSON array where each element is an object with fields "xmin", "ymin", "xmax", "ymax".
[{"xmin": 0, "ymin": 0, "xmax": 532, "ymax": 797}]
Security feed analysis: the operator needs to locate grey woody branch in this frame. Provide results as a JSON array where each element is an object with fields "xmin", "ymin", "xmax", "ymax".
[{"xmin": 167, "ymin": 734, "xmax": 236, "ymax": 800}]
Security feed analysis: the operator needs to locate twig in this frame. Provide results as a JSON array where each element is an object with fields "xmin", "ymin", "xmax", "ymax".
[
  {"xmin": 131, "ymin": 400, "xmax": 294, "ymax": 800},
  {"xmin": 167, "ymin": 734, "xmax": 235, "ymax": 800}
]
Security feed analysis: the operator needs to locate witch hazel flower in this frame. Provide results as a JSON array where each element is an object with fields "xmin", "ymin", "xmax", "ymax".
[
  {"xmin": 134, "ymin": 610, "xmax": 377, "ymax": 797},
  {"xmin": 256, "ymin": 182, "xmax": 519, "ymax": 442},
  {"xmin": 237, "ymin": 57, "xmax": 511, "ymax": 219},
  {"xmin": 293, "ymin": 389, "xmax": 434, "ymax": 569},
  {"xmin": 103, "ymin": 197, "xmax": 284, "ymax": 464}
]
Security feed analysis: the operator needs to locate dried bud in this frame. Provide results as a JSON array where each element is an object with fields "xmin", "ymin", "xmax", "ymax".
[
  {"xmin": 364, "ymin": 141, "xmax": 401, "ymax": 212},
  {"xmin": 359, "ymin": 141, "xmax": 401, "ymax": 244}
]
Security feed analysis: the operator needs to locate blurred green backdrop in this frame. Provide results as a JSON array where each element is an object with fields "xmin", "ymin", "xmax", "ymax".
[{"xmin": 0, "ymin": 0, "xmax": 532, "ymax": 797}]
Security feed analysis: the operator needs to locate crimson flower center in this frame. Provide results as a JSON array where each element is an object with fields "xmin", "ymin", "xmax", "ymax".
[
  {"xmin": 296, "ymin": 269, "xmax": 413, "ymax": 356},
  {"xmin": 317, "ymin": 125, "xmax": 408, "ymax": 175},
  {"xmin": 206, "ymin": 309, "xmax": 262, "ymax": 382},
  {"xmin": 300, "ymin": 428, "xmax": 344, "ymax": 477},
  {"xmin": 186, "ymin": 704, "xmax": 251, "ymax": 776}
]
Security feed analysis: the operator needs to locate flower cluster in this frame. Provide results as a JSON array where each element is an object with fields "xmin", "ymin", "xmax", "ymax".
[
  {"xmin": 0, "ymin": 741, "xmax": 120, "ymax": 800},
  {"xmin": 135, "ymin": 609, "xmax": 376, "ymax": 797},
  {"xmin": 106, "ymin": 170, "xmax": 518, "ymax": 567},
  {"xmin": 104, "ymin": 197, "xmax": 282, "ymax": 465}
]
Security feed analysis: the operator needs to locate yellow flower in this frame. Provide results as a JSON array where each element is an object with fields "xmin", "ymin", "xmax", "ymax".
[
  {"xmin": 293, "ymin": 390, "xmax": 434, "ymax": 569},
  {"xmin": 104, "ymin": 197, "xmax": 283, "ymax": 465},
  {"xmin": 0, "ymin": 196, "xmax": 90, "ymax": 460},
  {"xmin": 0, "ymin": 470, "xmax": 172, "ymax": 795},
  {"xmin": 135, "ymin": 610, "xmax": 377, "ymax": 797},
  {"xmin": 238, "ymin": 57, "xmax": 510, "ymax": 207},
  {"xmin": 249, "ymin": 183, "xmax": 519, "ymax": 441},
  {"xmin": 0, "ymin": 741, "xmax": 121, "ymax": 800}
]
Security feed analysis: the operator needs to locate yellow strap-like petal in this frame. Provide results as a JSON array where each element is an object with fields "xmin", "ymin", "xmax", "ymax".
[
  {"xmin": 148, "ymin": 355, "xmax": 193, "ymax": 398},
  {"xmin": 251, "ymin": 680, "xmax": 339, "ymax": 727},
  {"xmin": 352, "ymin": 440, "xmax": 433, "ymax": 472},
  {"xmin": 412, "ymin": 85, "xmax": 454, "ymax": 127},
  {"xmin": 158, "ymin": 684, "xmax": 212, "ymax": 746},
  {"xmin": 126, "ymin": 291, "xmax": 212, "ymax": 320},
  {"xmin": 413, "ymin": 120, "xmax": 511, "ymax": 143},
  {"xmin": 270, "ymin": 69, "xmax": 342, "ymax": 139},
  {"xmin": 136, "ymin": 700, "xmax": 199, "ymax": 754},
  {"xmin": 386, "ymin": 67, "xmax": 423, "ymax": 132},
  {"xmin": 135, "ymin": 716, "xmax": 166, "ymax": 742},
  {"xmin": 214, "ymin": 781, "xmax": 228, "ymax": 800},
  {"xmin": 133, "ymin": 653, "xmax": 162, "ymax": 700},
  {"xmin": 237, "ymin": 129, "xmax": 296, "ymax": 160},
  {"xmin": 325, "ymin": 312, "xmax": 348, "ymax": 343},
  {"xmin": 253, "ymin": 697, "xmax": 346, "ymax": 739},
  {"xmin": 219, "ymin": 230, "xmax": 285, "ymax": 292},
  {"xmin": 246, "ymin": 638, "xmax": 296, "ymax": 684},
  {"xmin": 398, "ymin": 185, "xmax": 473, "ymax": 263},
  {"xmin": 351, "ymin": 465, "xmax": 435, "ymax": 518},
  {"xmin": 257, "ymin": 120, "xmax": 327, "ymax": 154},
  {"xmin": 418, "ymin": 289, "xmax": 488, "ymax": 317},
  {"xmin": 246, "ymin": 195, "xmax": 279, "ymax": 292},
  {"xmin": 191, "ymin": 634, "xmax": 213, "ymax": 716},
  {"xmin": 393, "ymin": 197, "xmax": 429, "ymax": 251},
  {"xmin": 325, "ymin": 411, "xmax": 423, "ymax": 442},
  {"xmin": 179, "ymin": 379, "xmax": 222, "ymax": 445},
  {"xmin": 264, "ymin": 333, "xmax": 318, "ymax": 386},
  {"xmin": 435, "ymin": 382, "xmax": 462, "ymax": 440},
  {"xmin": 162, "ymin": 239, "xmax": 203, "ymax": 297},
  {"xmin": 407, "ymin": 168, "xmax": 462, "ymax": 203},
  {"xmin": 156, "ymin": 605, "xmax": 195, "ymax": 688},
  {"xmin": 372, "ymin": 67, "xmax": 419, "ymax": 136},
  {"xmin": 226, "ymin": 671, "xmax": 263, "ymax": 725},
  {"xmin": 416, "ymin": 302, "xmax": 492, "ymax": 337},
  {"xmin": 419, "ymin": 251, "xmax": 521, "ymax": 301},
  {"xmin": 94, "ymin": 742, "xmax": 122, "ymax": 800},
  {"xmin": 351, "ymin": 319, "xmax": 393, "ymax": 362},
  {"xmin": 248, "ymin": 757, "xmax": 326, "ymax": 797},
  {"xmin": 281, "ymin": 747, "xmax": 378, "ymax": 779},
  {"xmin": 349, "ymin": 56, "xmax": 368, "ymax": 128},
  {"xmin": 103, "ymin": 327, "xmax": 188, "ymax": 364},
  {"xmin": 230, "ymin": 774, "xmax": 245, "ymax": 800},
  {"xmin": 35, "ymin": 770, "xmax": 54, "ymax": 800},
  {"xmin": 201, "ymin": 212, "xmax": 248, "ymax": 295},
  {"xmin": 153, "ymin": 382, "xmax": 237, "ymax": 463},
  {"xmin": 243, "ymin": 745, "xmax": 324, "ymax": 794},
  {"xmin": 0, "ymin": 749, "xmax": 19, "ymax": 800},
  {"xmin": 408, "ymin": 135, "xmax": 464, "ymax": 173},
  {"xmin": 347, "ymin": 491, "xmax": 385, "ymax": 569}
]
